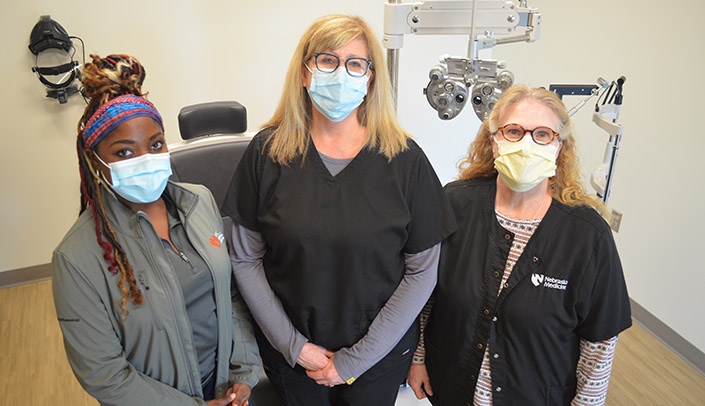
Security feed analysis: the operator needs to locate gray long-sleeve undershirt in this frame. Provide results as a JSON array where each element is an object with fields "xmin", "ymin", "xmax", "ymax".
[{"xmin": 230, "ymin": 222, "xmax": 439, "ymax": 382}]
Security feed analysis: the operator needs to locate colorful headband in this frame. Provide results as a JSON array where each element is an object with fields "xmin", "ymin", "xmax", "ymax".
[{"xmin": 81, "ymin": 94, "xmax": 163, "ymax": 149}]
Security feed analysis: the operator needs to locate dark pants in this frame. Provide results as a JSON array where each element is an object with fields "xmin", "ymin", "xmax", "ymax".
[
  {"xmin": 256, "ymin": 325, "xmax": 417, "ymax": 406},
  {"xmin": 201, "ymin": 369, "xmax": 216, "ymax": 401}
]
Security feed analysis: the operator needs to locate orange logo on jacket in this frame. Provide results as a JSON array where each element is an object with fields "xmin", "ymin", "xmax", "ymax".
[{"xmin": 209, "ymin": 231, "xmax": 225, "ymax": 248}]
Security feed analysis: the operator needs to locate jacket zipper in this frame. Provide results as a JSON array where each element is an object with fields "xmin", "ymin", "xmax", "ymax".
[
  {"xmin": 137, "ymin": 213, "xmax": 201, "ymax": 395},
  {"xmin": 180, "ymin": 199, "xmax": 227, "ymax": 394}
]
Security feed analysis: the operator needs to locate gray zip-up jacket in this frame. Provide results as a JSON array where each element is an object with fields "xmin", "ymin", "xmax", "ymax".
[{"xmin": 52, "ymin": 182, "xmax": 260, "ymax": 405}]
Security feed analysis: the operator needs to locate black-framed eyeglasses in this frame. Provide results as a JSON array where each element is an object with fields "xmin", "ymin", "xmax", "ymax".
[
  {"xmin": 497, "ymin": 123, "xmax": 560, "ymax": 145},
  {"xmin": 311, "ymin": 52, "xmax": 372, "ymax": 77}
]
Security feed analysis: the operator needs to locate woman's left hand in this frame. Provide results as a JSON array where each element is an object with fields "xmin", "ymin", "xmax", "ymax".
[
  {"xmin": 407, "ymin": 363, "xmax": 433, "ymax": 399},
  {"xmin": 305, "ymin": 354, "xmax": 345, "ymax": 387},
  {"xmin": 225, "ymin": 383, "xmax": 252, "ymax": 406}
]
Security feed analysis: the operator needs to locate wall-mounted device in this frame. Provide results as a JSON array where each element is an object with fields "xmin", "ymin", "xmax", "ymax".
[
  {"xmin": 28, "ymin": 15, "xmax": 82, "ymax": 104},
  {"xmin": 550, "ymin": 76, "xmax": 625, "ymax": 204}
]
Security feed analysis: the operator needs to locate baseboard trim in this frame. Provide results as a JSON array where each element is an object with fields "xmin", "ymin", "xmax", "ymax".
[
  {"xmin": 629, "ymin": 298, "xmax": 705, "ymax": 376},
  {"xmin": 0, "ymin": 263, "xmax": 52, "ymax": 289},
  {"xmin": 1, "ymin": 264, "xmax": 704, "ymax": 377}
]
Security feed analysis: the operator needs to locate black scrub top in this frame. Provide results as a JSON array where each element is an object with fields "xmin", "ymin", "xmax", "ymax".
[
  {"xmin": 223, "ymin": 129, "xmax": 456, "ymax": 350},
  {"xmin": 425, "ymin": 177, "xmax": 631, "ymax": 405}
]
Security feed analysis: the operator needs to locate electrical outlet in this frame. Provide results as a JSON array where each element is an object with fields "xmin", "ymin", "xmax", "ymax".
[{"xmin": 610, "ymin": 209, "xmax": 622, "ymax": 232}]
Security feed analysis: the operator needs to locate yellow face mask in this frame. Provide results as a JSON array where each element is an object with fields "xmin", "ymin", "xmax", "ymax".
[{"xmin": 493, "ymin": 136, "xmax": 558, "ymax": 192}]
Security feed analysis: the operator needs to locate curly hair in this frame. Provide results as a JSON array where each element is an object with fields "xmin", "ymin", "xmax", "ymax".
[
  {"xmin": 76, "ymin": 54, "xmax": 148, "ymax": 317},
  {"xmin": 458, "ymin": 84, "xmax": 609, "ymax": 218}
]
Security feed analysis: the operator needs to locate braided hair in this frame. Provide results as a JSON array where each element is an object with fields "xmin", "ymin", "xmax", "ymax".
[{"xmin": 76, "ymin": 54, "xmax": 152, "ymax": 317}]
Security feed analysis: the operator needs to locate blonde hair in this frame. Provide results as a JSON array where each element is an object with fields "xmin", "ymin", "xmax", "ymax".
[
  {"xmin": 263, "ymin": 14, "xmax": 410, "ymax": 164},
  {"xmin": 458, "ymin": 84, "xmax": 609, "ymax": 217}
]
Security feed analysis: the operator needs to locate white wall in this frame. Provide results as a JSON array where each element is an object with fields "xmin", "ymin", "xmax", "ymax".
[{"xmin": 1, "ymin": 0, "xmax": 703, "ymax": 357}]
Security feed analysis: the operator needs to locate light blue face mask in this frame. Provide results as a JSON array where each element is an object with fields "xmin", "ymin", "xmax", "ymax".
[
  {"xmin": 94, "ymin": 152, "xmax": 172, "ymax": 203},
  {"xmin": 306, "ymin": 66, "xmax": 369, "ymax": 122}
]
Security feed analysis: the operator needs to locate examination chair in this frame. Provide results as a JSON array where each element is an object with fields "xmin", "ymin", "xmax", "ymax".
[
  {"xmin": 169, "ymin": 101, "xmax": 278, "ymax": 406},
  {"xmin": 170, "ymin": 100, "xmax": 250, "ymax": 215}
]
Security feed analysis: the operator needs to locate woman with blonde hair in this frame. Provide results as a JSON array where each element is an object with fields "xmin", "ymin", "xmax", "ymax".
[
  {"xmin": 456, "ymin": 85, "xmax": 607, "ymax": 214},
  {"xmin": 407, "ymin": 85, "xmax": 631, "ymax": 405},
  {"xmin": 224, "ymin": 14, "xmax": 456, "ymax": 405}
]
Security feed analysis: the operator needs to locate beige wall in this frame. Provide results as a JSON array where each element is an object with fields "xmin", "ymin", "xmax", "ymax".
[{"xmin": 1, "ymin": 1, "xmax": 703, "ymax": 358}]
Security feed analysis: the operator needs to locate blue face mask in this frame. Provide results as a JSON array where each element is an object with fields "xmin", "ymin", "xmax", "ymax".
[
  {"xmin": 95, "ymin": 152, "xmax": 172, "ymax": 203},
  {"xmin": 306, "ymin": 66, "xmax": 369, "ymax": 122}
]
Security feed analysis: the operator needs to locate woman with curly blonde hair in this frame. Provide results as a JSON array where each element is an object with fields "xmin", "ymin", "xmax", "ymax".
[
  {"xmin": 408, "ymin": 85, "xmax": 631, "ymax": 405},
  {"xmin": 457, "ymin": 85, "xmax": 608, "ymax": 217},
  {"xmin": 52, "ymin": 54, "xmax": 260, "ymax": 406}
]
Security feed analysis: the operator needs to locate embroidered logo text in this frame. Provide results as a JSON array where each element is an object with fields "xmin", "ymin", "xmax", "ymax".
[{"xmin": 531, "ymin": 273, "xmax": 568, "ymax": 290}]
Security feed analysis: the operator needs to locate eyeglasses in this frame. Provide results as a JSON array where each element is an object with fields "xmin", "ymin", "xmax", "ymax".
[
  {"xmin": 311, "ymin": 52, "xmax": 372, "ymax": 77},
  {"xmin": 496, "ymin": 124, "xmax": 560, "ymax": 145}
]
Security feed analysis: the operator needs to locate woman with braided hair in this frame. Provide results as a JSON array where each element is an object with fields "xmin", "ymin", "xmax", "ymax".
[{"xmin": 52, "ymin": 54, "xmax": 260, "ymax": 406}]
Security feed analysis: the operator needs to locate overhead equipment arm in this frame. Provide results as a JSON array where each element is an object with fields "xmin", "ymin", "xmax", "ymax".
[{"xmin": 383, "ymin": 0, "xmax": 542, "ymax": 120}]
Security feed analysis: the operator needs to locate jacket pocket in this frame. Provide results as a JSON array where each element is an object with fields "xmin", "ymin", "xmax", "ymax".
[{"xmin": 545, "ymin": 384, "xmax": 576, "ymax": 405}]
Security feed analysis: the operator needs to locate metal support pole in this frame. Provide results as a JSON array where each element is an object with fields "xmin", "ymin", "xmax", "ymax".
[
  {"xmin": 385, "ymin": 0, "xmax": 401, "ymax": 110},
  {"xmin": 387, "ymin": 48, "xmax": 400, "ymax": 109}
]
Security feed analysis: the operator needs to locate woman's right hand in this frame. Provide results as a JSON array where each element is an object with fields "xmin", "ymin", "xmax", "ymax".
[
  {"xmin": 206, "ymin": 392, "xmax": 238, "ymax": 406},
  {"xmin": 297, "ymin": 342, "xmax": 332, "ymax": 370},
  {"xmin": 407, "ymin": 363, "xmax": 433, "ymax": 399}
]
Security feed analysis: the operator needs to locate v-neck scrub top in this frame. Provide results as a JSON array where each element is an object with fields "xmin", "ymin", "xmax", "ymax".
[{"xmin": 223, "ymin": 128, "xmax": 456, "ymax": 378}]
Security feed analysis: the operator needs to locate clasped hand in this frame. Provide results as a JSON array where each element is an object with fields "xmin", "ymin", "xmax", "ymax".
[
  {"xmin": 298, "ymin": 342, "xmax": 344, "ymax": 387},
  {"xmin": 206, "ymin": 382, "xmax": 251, "ymax": 406}
]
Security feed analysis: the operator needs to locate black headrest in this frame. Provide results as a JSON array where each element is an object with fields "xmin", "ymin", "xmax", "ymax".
[{"xmin": 178, "ymin": 101, "xmax": 247, "ymax": 140}]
